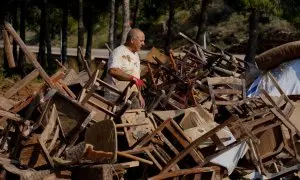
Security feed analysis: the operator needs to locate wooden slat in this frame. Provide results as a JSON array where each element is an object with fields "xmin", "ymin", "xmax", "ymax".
[
  {"xmin": 117, "ymin": 152, "xmax": 153, "ymax": 165},
  {"xmin": 115, "ymin": 122, "xmax": 148, "ymax": 128},
  {"xmin": 87, "ymin": 99, "xmax": 116, "ymax": 118},
  {"xmin": 210, "ymin": 134, "xmax": 225, "ymax": 149},
  {"xmin": 158, "ymin": 132, "xmax": 180, "ymax": 155},
  {"xmin": 215, "ymin": 100, "xmax": 243, "ymax": 106},
  {"xmin": 4, "ymin": 69, "xmax": 39, "ymax": 99},
  {"xmin": 121, "ymin": 146, "xmax": 153, "ymax": 155},
  {"xmin": 145, "ymin": 150, "xmax": 162, "ymax": 170},
  {"xmin": 91, "ymin": 92, "xmax": 115, "ymax": 107},
  {"xmin": 213, "ymin": 89, "xmax": 242, "ymax": 95},
  {"xmin": 0, "ymin": 109, "xmax": 23, "ymax": 121},
  {"xmin": 78, "ymin": 46, "xmax": 92, "ymax": 78},
  {"xmin": 0, "ymin": 97, "xmax": 17, "ymax": 111},
  {"xmin": 207, "ymin": 77, "xmax": 243, "ymax": 86},
  {"xmin": 81, "ymin": 84, "xmax": 98, "ymax": 105},
  {"xmin": 96, "ymin": 79, "xmax": 122, "ymax": 95}
]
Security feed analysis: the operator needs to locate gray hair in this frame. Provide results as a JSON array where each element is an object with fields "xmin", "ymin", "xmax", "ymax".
[{"xmin": 126, "ymin": 28, "xmax": 143, "ymax": 42}]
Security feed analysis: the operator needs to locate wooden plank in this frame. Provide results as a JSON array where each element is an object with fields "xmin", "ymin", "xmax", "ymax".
[
  {"xmin": 57, "ymin": 80, "xmax": 77, "ymax": 99},
  {"xmin": 135, "ymin": 118, "xmax": 171, "ymax": 148},
  {"xmin": 87, "ymin": 100, "xmax": 116, "ymax": 118},
  {"xmin": 215, "ymin": 100, "xmax": 243, "ymax": 106},
  {"xmin": 121, "ymin": 146, "xmax": 153, "ymax": 155},
  {"xmin": 81, "ymin": 84, "xmax": 98, "ymax": 105},
  {"xmin": 213, "ymin": 89, "xmax": 242, "ymax": 95},
  {"xmin": 0, "ymin": 109, "xmax": 23, "ymax": 121},
  {"xmin": 0, "ymin": 97, "xmax": 17, "ymax": 111},
  {"xmin": 4, "ymin": 69, "xmax": 40, "ymax": 99},
  {"xmin": 117, "ymin": 152, "xmax": 153, "ymax": 165},
  {"xmin": 78, "ymin": 46, "xmax": 92, "ymax": 78},
  {"xmin": 88, "ymin": 161, "xmax": 140, "ymax": 169},
  {"xmin": 0, "ymin": 95, "xmax": 36, "ymax": 124},
  {"xmin": 96, "ymin": 79, "xmax": 122, "ymax": 95},
  {"xmin": 207, "ymin": 77, "xmax": 243, "ymax": 86},
  {"xmin": 38, "ymin": 104, "xmax": 58, "ymax": 168},
  {"xmin": 116, "ymin": 122, "xmax": 148, "ymax": 128},
  {"xmin": 211, "ymin": 134, "xmax": 225, "ymax": 149},
  {"xmin": 2, "ymin": 29, "xmax": 15, "ymax": 68},
  {"xmin": 5, "ymin": 23, "xmax": 55, "ymax": 88}
]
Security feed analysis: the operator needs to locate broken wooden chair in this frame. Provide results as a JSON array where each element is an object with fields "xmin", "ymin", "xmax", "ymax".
[
  {"xmin": 133, "ymin": 115, "xmax": 207, "ymax": 173},
  {"xmin": 79, "ymin": 69, "xmax": 137, "ymax": 121},
  {"xmin": 207, "ymin": 77, "xmax": 246, "ymax": 117},
  {"xmin": 38, "ymin": 104, "xmax": 63, "ymax": 168},
  {"xmin": 157, "ymin": 115, "xmax": 250, "ymax": 175}
]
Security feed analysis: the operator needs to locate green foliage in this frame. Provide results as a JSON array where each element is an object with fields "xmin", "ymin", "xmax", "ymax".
[
  {"xmin": 281, "ymin": 0, "xmax": 300, "ymax": 28},
  {"xmin": 242, "ymin": 0, "xmax": 281, "ymax": 15}
]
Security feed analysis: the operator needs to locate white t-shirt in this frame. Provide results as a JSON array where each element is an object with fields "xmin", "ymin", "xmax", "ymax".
[{"xmin": 105, "ymin": 45, "xmax": 140, "ymax": 101}]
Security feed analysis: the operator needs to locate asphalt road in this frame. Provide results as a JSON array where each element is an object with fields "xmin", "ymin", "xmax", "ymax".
[{"xmin": 0, "ymin": 40, "xmax": 245, "ymax": 60}]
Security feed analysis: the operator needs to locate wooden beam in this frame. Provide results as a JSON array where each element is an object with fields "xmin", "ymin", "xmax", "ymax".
[{"xmin": 5, "ymin": 22, "xmax": 55, "ymax": 89}]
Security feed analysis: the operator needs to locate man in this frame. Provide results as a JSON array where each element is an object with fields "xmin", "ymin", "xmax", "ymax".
[{"xmin": 105, "ymin": 28, "xmax": 146, "ymax": 109}]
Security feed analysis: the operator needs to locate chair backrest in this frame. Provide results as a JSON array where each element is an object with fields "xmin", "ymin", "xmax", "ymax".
[
  {"xmin": 38, "ymin": 104, "xmax": 61, "ymax": 168},
  {"xmin": 84, "ymin": 119, "xmax": 117, "ymax": 163},
  {"xmin": 207, "ymin": 77, "xmax": 246, "ymax": 116}
]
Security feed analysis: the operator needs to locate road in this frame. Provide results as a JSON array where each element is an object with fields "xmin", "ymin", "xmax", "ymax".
[
  {"xmin": 0, "ymin": 40, "xmax": 245, "ymax": 60},
  {"xmin": 0, "ymin": 41, "xmax": 149, "ymax": 60}
]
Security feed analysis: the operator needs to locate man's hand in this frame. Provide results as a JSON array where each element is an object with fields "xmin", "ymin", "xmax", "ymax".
[
  {"xmin": 130, "ymin": 76, "xmax": 146, "ymax": 90},
  {"xmin": 138, "ymin": 92, "xmax": 145, "ymax": 108}
]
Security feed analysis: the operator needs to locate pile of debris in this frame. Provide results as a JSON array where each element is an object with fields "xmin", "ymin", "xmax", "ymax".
[{"xmin": 0, "ymin": 22, "xmax": 300, "ymax": 180}]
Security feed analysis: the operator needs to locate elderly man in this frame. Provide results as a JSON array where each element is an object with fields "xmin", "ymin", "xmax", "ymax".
[{"xmin": 105, "ymin": 28, "xmax": 146, "ymax": 109}]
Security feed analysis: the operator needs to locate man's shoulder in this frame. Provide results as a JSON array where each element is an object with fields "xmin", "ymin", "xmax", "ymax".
[{"xmin": 113, "ymin": 45, "xmax": 129, "ymax": 54}]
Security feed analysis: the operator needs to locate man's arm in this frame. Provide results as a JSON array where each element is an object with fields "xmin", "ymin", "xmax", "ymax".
[{"xmin": 108, "ymin": 68, "xmax": 132, "ymax": 81}]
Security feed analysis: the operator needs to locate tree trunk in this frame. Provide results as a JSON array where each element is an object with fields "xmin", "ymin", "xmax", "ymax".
[
  {"xmin": 77, "ymin": 0, "xmax": 84, "ymax": 69},
  {"xmin": 38, "ymin": 1, "xmax": 46, "ymax": 68},
  {"xmin": 244, "ymin": 8, "xmax": 259, "ymax": 64},
  {"xmin": 114, "ymin": 1, "xmax": 119, "ymax": 47},
  {"xmin": 12, "ymin": 7, "xmax": 18, "ymax": 66},
  {"xmin": 19, "ymin": 1, "xmax": 26, "ymax": 77},
  {"xmin": 61, "ymin": 4, "xmax": 68, "ymax": 64},
  {"xmin": 109, "ymin": 0, "xmax": 115, "ymax": 50},
  {"xmin": 85, "ymin": 6, "xmax": 93, "ymax": 62},
  {"xmin": 120, "ymin": 0, "xmax": 130, "ymax": 45},
  {"xmin": 164, "ymin": 0, "xmax": 175, "ymax": 53},
  {"xmin": 2, "ymin": 3, "xmax": 12, "ymax": 75},
  {"xmin": 195, "ymin": 0, "xmax": 211, "ymax": 45},
  {"xmin": 44, "ymin": 0, "xmax": 53, "ymax": 72},
  {"xmin": 131, "ymin": 0, "xmax": 139, "ymax": 28}
]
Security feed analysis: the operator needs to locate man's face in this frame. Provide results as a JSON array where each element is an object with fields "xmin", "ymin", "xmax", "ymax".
[{"xmin": 132, "ymin": 32, "xmax": 145, "ymax": 52}]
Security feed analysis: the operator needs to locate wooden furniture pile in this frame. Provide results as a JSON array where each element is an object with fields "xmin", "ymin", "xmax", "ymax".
[{"xmin": 0, "ymin": 23, "xmax": 299, "ymax": 179}]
